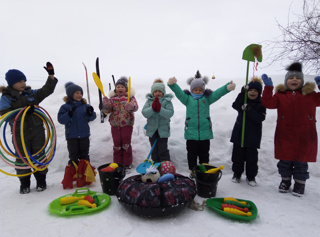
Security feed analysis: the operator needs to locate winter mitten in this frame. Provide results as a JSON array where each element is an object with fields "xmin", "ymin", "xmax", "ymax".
[
  {"xmin": 125, "ymin": 102, "xmax": 134, "ymax": 111},
  {"xmin": 43, "ymin": 62, "xmax": 54, "ymax": 75},
  {"xmin": 61, "ymin": 164, "xmax": 76, "ymax": 189},
  {"xmin": 241, "ymin": 103, "xmax": 250, "ymax": 111},
  {"xmin": 168, "ymin": 77, "xmax": 177, "ymax": 85},
  {"xmin": 227, "ymin": 81, "xmax": 236, "ymax": 91},
  {"xmin": 152, "ymin": 97, "xmax": 161, "ymax": 112},
  {"xmin": 68, "ymin": 106, "xmax": 77, "ymax": 117},
  {"xmin": 261, "ymin": 74, "xmax": 273, "ymax": 86},
  {"xmin": 102, "ymin": 96, "xmax": 111, "ymax": 109},
  {"xmin": 314, "ymin": 76, "xmax": 320, "ymax": 86},
  {"xmin": 84, "ymin": 161, "xmax": 97, "ymax": 185},
  {"xmin": 76, "ymin": 159, "xmax": 87, "ymax": 188},
  {"xmin": 86, "ymin": 106, "xmax": 94, "ymax": 116},
  {"xmin": 241, "ymin": 85, "xmax": 249, "ymax": 94}
]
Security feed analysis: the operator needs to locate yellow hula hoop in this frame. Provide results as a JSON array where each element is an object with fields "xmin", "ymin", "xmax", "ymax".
[{"xmin": 20, "ymin": 107, "xmax": 51, "ymax": 171}]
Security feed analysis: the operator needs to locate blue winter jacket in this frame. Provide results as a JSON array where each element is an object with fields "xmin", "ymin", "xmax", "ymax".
[{"xmin": 57, "ymin": 98, "xmax": 96, "ymax": 139}]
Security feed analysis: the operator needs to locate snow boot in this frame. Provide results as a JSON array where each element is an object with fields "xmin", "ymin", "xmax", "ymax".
[
  {"xmin": 292, "ymin": 180, "xmax": 305, "ymax": 197},
  {"xmin": 19, "ymin": 177, "xmax": 31, "ymax": 194},
  {"xmin": 61, "ymin": 164, "xmax": 76, "ymax": 189},
  {"xmin": 34, "ymin": 171, "xmax": 47, "ymax": 192},
  {"xmin": 246, "ymin": 178, "xmax": 257, "ymax": 187},
  {"xmin": 231, "ymin": 174, "xmax": 241, "ymax": 183},
  {"xmin": 278, "ymin": 178, "xmax": 291, "ymax": 193}
]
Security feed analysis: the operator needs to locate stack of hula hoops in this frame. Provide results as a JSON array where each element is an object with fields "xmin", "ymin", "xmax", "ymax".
[{"xmin": 0, "ymin": 106, "xmax": 56, "ymax": 177}]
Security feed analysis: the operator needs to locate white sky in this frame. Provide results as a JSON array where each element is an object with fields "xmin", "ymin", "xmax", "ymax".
[{"xmin": 0, "ymin": 0, "xmax": 305, "ymax": 85}]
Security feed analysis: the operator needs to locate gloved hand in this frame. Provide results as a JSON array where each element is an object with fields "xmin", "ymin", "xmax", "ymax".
[
  {"xmin": 241, "ymin": 104, "xmax": 250, "ymax": 111},
  {"xmin": 152, "ymin": 97, "xmax": 161, "ymax": 112},
  {"xmin": 125, "ymin": 103, "xmax": 134, "ymax": 111},
  {"xmin": 68, "ymin": 106, "xmax": 77, "ymax": 117},
  {"xmin": 168, "ymin": 77, "xmax": 177, "ymax": 85},
  {"xmin": 227, "ymin": 81, "xmax": 236, "ymax": 91},
  {"xmin": 241, "ymin": 85, "xmax": 249, "ymax": 94},
  {"xmin": 26, "ymin": 105, "xmax": 34, "ymax": 115},
  {"xmin": 314, "ymin": 76, "xmax": 320, "ymax": 86},
  {"xmin": 43, "ymin": 62, "xmax": 54, "ymax": 76},
  {"xmin": 86, "ymin": 106, "xmax": 94, "ymax": 116},
  {"xmin": 262, "ymin": 74, "xmax": 273, "ymax": 86}
]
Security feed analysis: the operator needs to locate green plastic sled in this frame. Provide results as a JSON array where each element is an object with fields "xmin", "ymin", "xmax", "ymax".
[
  {"xmin": 206, "ymin": 197, "xmax": 258, "ymax": 221},
  {"xmin": 48, "ymin": 188, "xmax": 111, "ymax": 216}
]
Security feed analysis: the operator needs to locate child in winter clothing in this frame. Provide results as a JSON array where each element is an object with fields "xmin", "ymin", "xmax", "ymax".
[
  {"xmin": 168, "ymin": 71, "xmax": 236, "ymax": 177},
  {"xmin": 102, "ymin": 77, "xmax": 138, "ymax": 171},
  {"xmin": 142, "ymin": 79, "xmax": 174, "ymax": 163},
  {"xmin": 0, "ymin": 62, "xmax": 58, "ymax": 194},
  {"xmin": 230, "ymin": 78, "xmax": 266, "ymax": 186},
  {"xmin": 261, "ymin": 62, "xmax": 320, "ymax": 196},
  {"xmin": 58, "ymin": 82, "xmax": 97, "ymax": 189}
]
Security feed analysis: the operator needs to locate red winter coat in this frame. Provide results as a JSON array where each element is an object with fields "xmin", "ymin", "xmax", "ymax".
[{"xmin": 261, "ymin": 82, "xmax": 320, "ymax": 162}]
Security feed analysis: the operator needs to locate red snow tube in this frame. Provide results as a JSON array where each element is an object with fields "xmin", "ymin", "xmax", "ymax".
[{"xmin": 116, "ymin": 174, "xmax": 196, "ymax": 217}]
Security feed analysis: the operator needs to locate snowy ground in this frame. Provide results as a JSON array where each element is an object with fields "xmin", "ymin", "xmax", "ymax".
[{"xmin": 1, "ymin": 75, "xmax": 319, "ymax": 237}]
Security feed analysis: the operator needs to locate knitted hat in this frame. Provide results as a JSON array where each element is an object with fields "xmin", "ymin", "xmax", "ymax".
[
  {"xmin": 151, "ymin": 78, "xmax": 166, "ymax": 95},
  {"xmin": 187, "ymin": 70, "xmax": 209, "ymax": 92},
  {"xmin": 5, "ymin": 69, "xmax": 27, "ymax": 87},
  {"xmin": 285, "ymin": 62, "xmax": 304, "ymax": 90},
  {"xmin": 115, "ymin": 77, "xmax": 128, "ymax": 90},
  {"xmin": 248, "ymin": 78, "xmax": 263, "ymax": 96},
  {"xmin": 65, "ymin": 82, "xmax": 83, "ymax": 99}
]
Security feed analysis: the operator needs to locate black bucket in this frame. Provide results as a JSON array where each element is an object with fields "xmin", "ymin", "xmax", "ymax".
[
  {"xmin": 193, "ymin": 165, "xmax": 222, "ymax": 198},
  {"xmin": 98, "ymin": 163, "xmax": 126, "ymax": 195}
]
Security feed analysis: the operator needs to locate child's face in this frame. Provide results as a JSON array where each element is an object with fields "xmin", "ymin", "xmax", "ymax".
[
  {"xmin": 287, "ymin": 76, "xmax": 302, "ymax": 91},
  {"xmin": 153, "ymin": 90, "xmax": 163, "ymax": 98},
  {"xmin": 12, "ymin": 80, "xmax": 26, "ymax": 92},
  {"xmin": 73, "ymin": 91, "xmax": 83, "ymax": 101},
  {"xmin": 247, "ymin": 89, "xmax": 259, "ymax": 100},
  {"xmin": 115, "ymin": 85, "xmax": 127, "ymax": 96},
  {"xmin": 192, "ymin": 87, "xmax": 204, "ymax": 94}
]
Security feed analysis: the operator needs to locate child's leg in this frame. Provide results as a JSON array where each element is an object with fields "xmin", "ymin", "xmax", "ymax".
[
  {"xmin": 67, "ymin": 138, "xmax": 80, "ymax": 165},
  {"xmin": 157, "ymin": 137, "xmax": 170, "ymax": 162},
  {"xmin": 292, "ymin": 161, "xmax": 309, "ymax": 196},
  {"xmin": 277, "ymin": 160, "xmax": 293, "ymax": 192},
  {"xmin": 186, "ymin": 140, "xmax": 198, "ymax": 170},
  {"xmin": 30, "ymin": 128, "xmax": 47, "ymax": 191},
  {"xmin": 198, "ymin": 140, "xmax": 210, "ymax": 164},
  {"xmin": 78, "ymin": 137, "xmax": 90, "ymax": 161},
  {"xmin": 149, "ymin": 131, "xmax": 159, "ymax": 163},
  {"xmin": 277, "ymin": 160, "xmax": 293, "ymax": 179},
  {"xmin": 292, "ymin": 161, "xmax": 309, "ymax": 181},
  {"xmin": 120, "ymin": 126, "xmax": 133, "ymax": 166},
  {"xmin": 245, "ymin": 147, "xmax": 258, "ymax": 181},
  {"xmin": 111, "ymin": 126, "xmax": 123, "ymax": 164},
  {"xmin": 231, "ymin": 144, "xmax": 245, "ymax": 178}
]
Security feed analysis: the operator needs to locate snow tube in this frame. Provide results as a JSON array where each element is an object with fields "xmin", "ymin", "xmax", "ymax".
[{"xmin": 116, "ymin": 174, "xmax": 196, "ymax": 217}]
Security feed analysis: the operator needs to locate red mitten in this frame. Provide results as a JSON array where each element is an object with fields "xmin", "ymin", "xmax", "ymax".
[
  {"xmin": 152, "ymin": 97, "xmax": 161, "ymax": 112},
  {"xmin": 61, "ymin": 164, "xmax": 76, "ymax": 189},
  {"xmin": 76, "ymin": 159, "xmax": 87, "ymax": 187}
]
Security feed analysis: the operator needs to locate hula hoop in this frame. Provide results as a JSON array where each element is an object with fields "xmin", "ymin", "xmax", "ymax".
[{"xmin": 0, "ymin": 106, "xmax": 56, "ymax": 177}]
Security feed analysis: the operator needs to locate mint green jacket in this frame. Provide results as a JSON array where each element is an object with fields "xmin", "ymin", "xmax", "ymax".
[
  {"xmin": 141, "ymin": 93, "xmax": 174, "ymax": 138},
  {"xmin": 168, "ymin": 82, "xmax": 230, "ymax": 140}
]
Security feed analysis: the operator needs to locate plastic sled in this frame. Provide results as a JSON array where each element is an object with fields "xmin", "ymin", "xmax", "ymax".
[
  {"xmin": 206, "ymin": 197, "xmax": 258, "ymax": 221},
  {"xmin": 48, "ymin": 188, "xmax": 111, "ymax": 216}
]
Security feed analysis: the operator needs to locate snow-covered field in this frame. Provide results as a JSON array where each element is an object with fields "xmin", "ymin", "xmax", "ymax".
[{"xmin": 0, "ymin": 75, "xmax": 319, "ymax": 237}]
